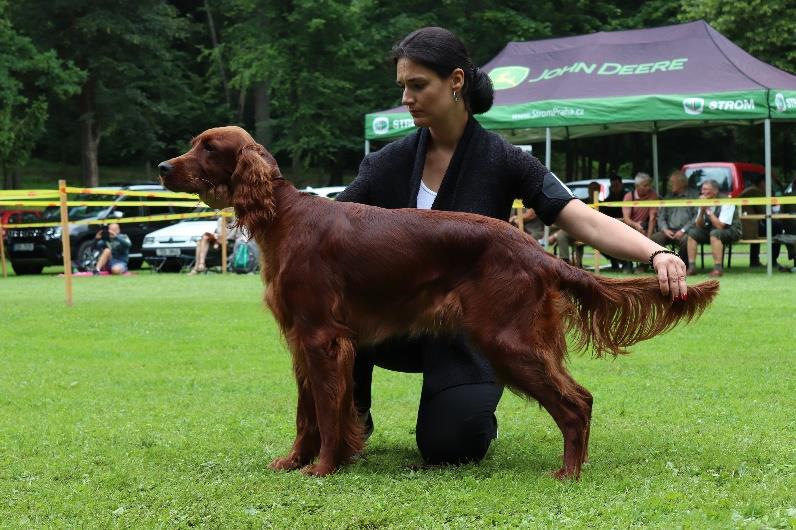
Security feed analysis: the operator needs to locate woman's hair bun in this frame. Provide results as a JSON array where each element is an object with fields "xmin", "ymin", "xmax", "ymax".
[{"xmin": 469, "ymin": 68, "xmax": 494, "ymax": 115}]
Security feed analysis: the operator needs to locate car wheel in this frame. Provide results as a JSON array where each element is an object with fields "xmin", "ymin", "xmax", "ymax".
[
  {"xmin": 11, "ymin": 262, "xmax": 44, "ymax": 275},
  {"xmin": 75, "ymin": 239, "xmax": 97, "ymax": 271},
  {"xmin": 127, "ymin": 258, "xmax": 143, "ymax": 270}
]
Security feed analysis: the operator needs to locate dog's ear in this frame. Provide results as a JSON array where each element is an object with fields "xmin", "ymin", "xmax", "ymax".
[{"xmin": 231, "ymin": 143, "xmax": 278, "ymax": 231}]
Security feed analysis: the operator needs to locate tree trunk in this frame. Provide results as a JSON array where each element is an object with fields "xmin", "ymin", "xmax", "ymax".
[
  {"xmin": 598, "ymin": 137, "xmax": 608, "ymax": 178},
  {"xmin": 291, "ymin": 155, "xmax": 303, "ymax": 182},
  {"xmin": 79, "ymin": 78, "xmax": 100, "ymax": 187},
  {"xmin": 253, "ymin": 80, "xmax": 272, "ymax": 147},
  {"xmin": 565, "ymin": 138, "xmax": 574, "ymax": 181},
  {"xmin": 782, "ymin": 130, "xmax": 793, "ymax": 180},
  {"xmin": 204, "ymin": 0, "xmax": 231, "ymax": 108},
  {"xmin": 608, "ymin": 136, "xmax": 620, "ymax": 177},
  {"xmin": 237, "ymin": 86, "xmax": 247, "ymax": 124}
]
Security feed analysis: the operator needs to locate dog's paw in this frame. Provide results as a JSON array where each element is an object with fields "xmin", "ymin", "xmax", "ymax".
[
  {"xmin": 300, "ymin": 463, "xmax": 336, "ymax": 477},
  {"xmin": 269, "ymin": 455, "xmax": 303, "ymax": 472},
  {"xmin": 550, "ymin": 467, "xmax": 580, "ymax": 481}
]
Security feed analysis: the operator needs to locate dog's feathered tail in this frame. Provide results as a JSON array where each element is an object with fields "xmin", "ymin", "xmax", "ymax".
[{"xmin": 554, "ymin": 262, "xmax": 719, "ymax": 357}]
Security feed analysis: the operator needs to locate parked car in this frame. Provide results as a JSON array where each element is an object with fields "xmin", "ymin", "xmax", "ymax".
[
  {"xmin": 5, "ymin": 184, "xmax": 179, "ymax": 275},
  {"xmin": 681, "ymin": 162, "xmax": 784, "ymax": 197},
  {"xmin": 1, "ymin": 209, "xmax": 41, "ymax": 227},
  {"xmin": 299, "ymin": 185, "xmax": 347, "ymax": 199},
  {"xmin": 142, "ymin": 213, "xmax": 233, "ymax": 272},
  {"xmin": 1, "ymin": 210, "xmax": 42, "ymax": 245},
  {"xmin": 564, "ymin": 178, "xmax": 635, "ymax": 201}
]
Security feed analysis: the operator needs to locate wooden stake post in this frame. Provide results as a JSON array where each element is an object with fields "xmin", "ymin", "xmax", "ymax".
[
  {"xmin": 0, "ymin": 222, "xmax": 7, "ymax": 278},
  {"xmin": 592, "ymin": 190, "xmax": 601, "ymax": 275},
  {"xmin": 59, "ymin": 180, "xmax": 73, "ymax": 306},
  {"xmin": 220, "ymin": 213, "xmax": 228, "ymax": 274}
]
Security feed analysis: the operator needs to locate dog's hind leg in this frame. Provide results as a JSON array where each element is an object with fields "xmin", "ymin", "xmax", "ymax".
[
  {"xmin": 468, "ymin": 307, "xmax": 591, "ymax": 479},
  {"xmin": 499, "ymin": 356, "xmax": 590, "ymax": 478},
  {"xmin": 270, "ymin": 341, "xmax": 321, "ymax": 471},
  {"xmin": 300, "ymin": 334, "xmax": 363, "ymax": 476},
  {"xmin": 572, "ymin": 381, "xmax": 593, "ymax": 465}
]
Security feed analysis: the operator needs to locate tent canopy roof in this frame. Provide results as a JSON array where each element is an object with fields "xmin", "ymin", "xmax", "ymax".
[{"xmin": 365, "ymin": 20, "xmax": 796, "ymax": 142}]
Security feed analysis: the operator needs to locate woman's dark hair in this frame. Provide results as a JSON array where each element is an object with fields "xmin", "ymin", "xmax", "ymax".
[{"xmin": 391, "ymin": 27, "xmax": 494, "ymax": 115}]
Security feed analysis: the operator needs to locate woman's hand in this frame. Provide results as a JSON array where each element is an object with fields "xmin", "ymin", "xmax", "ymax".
[
  {"xmin": 555, "ymin": 200, "xmax": 690, "ymax": 301},
  {"xmin": 652, "ymin": 251, "xmax": 688, "ymax": 301}
]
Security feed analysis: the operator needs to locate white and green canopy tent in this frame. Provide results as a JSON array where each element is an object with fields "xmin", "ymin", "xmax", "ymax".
[{"xmin": 364, "ymin": 20, "xmax": 796, "ymax": 274}]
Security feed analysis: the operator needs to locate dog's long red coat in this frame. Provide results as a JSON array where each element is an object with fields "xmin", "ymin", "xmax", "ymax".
[{"xmin": 161, "ymin": 126, "xmax": 719, "ymax": 478}]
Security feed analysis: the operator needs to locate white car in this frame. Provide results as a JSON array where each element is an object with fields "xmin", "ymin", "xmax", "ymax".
[
  {"xmin": 142, "ymin": 216, "xmax": 231, "ymax": 272},
  {"xmin": 565, "ymin": 178, "xmax": 634, "ymax": 201},
  {"xmin": 299, "ymin": 185, "xmax": 346, "ymax": 199}
]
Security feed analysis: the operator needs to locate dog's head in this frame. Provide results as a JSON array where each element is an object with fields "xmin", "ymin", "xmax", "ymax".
[{"xmin": 158, "ymin": 126, "xmax": 280, "ymax": 228}]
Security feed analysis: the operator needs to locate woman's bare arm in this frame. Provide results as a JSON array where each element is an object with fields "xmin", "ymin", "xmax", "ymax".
[{"xmin": 554, "ymin": 200, "xmax": 687, "ymax": 300}]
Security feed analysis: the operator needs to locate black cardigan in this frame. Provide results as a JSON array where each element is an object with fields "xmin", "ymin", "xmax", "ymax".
[
  {"xmin": 337, "ymin": 117, "xmax": 573, "ymax": 395},
  {"xmin": 338, "ymin": 117, "xmax": 573, "ymax": 224}
]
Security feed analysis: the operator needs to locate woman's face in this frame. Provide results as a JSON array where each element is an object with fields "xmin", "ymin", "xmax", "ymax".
[
  {"xmin": 635, "ymin": 180, "xmax": 652, "ymax": 197},
  {"xmin": 396, "ymin": 58, "xmax": 463, "ymax": 128}
]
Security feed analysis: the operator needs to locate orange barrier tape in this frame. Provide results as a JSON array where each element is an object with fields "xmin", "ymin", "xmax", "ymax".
[
  {"xmin": 0, "ymin": 190, "xmax": 60, "ymax": 199},
  {"xmin": 63, "ymin": 186, "xmax": 198, "ymax": 199},
  {"xmin": 0, "ymin": 200, "xmax": 204, "ymax": 208},
  {"xmin": 512, "ymin": 196, "xmax": 796, "ymax": 209},
  {"xmin": 1, "ymin": 209, "xmax": 234, "ymax": 229}
]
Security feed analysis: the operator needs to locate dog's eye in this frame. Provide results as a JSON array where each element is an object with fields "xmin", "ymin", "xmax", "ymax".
[{"xmin": 203, "ymin": 142, "xmax": 215, "ymax": 152}]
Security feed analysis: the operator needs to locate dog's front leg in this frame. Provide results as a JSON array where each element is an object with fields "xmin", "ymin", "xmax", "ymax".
[
  {"xmin": 270, "ymin": 349, "xmax": 321, "ymax": 471},
  {"xmin": 301, "ymin": 335, "xmax": 362, "ymax": 476}
]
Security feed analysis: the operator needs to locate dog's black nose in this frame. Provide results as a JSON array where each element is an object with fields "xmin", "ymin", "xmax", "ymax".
[{"xmin": 158, "ymin": 161, "xmax": 173, "ymax": 177}]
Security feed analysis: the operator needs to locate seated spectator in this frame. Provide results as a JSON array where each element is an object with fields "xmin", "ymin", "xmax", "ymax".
[
  {"xmin": 189, "ymin": 215, "xmax": 238, "ymax": 274},
  {"xmin": 779, "ymin": 174, "xmax": 796, "ymax": 272},
  {"xmin": 547, "ymin": 228, "xmax": 582, "ymax": 267},
  {"xmin": 622, "ymin": 172, "xmax": 659, "ymax": 272},
  {"xmin": 738, "ymin": 172, "xmax": 786, "ymax": 268},
  {"xmin": 509, "ymin": 207, "xmax": 546, "ymax": 242},
  {"xmin": 685, "ymin": 179, "xmax": 741, "ymax": 277},
  {"xmin": 622, "ymin": 172, "xmax": 659, "ymax": 237},
  {"xmin": 546, "ymin": 182, "xmax": 600, "ymax": 268},
  {"xmin": 651, "ymin": 170, "xmax": 698, "ymax": 262},
  {"xmin": 602, "ymin": 174, "xmax": 629, "ymax": 271},
  {"xmin": 93, "ymin": 223, "xmax": 131, "ymax": 275},
  {"xmin": 601, "ymin": 174, "xmax": 626, "ymax": 219}
]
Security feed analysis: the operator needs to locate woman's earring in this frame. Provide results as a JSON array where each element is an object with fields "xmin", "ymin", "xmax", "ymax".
[{"xmin": 453, "ymin": 91, "xmax": 460, "ymax": 102}]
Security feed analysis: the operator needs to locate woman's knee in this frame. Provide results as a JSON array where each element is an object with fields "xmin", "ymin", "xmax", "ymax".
[{"xmin": 416, "ymin": 411, "xmax": 497, "ymax": 465}]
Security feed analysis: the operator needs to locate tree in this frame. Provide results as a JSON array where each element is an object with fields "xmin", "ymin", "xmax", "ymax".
[
  {"xmin": 215, "ymin": 0, "xmax": 561, "ymax": 184},
  {"xmin": 0, "ymin": 0, "xmax": 82, "ymax": 188},
  {"xmin": 679, "ymin": 0, "xmax": 796, "ymax": 177},
  {"xmin": 10, "ymin": 0, "xmax": 211, "ymax": 186},
  {"xmin": 680, "ymin": 0, "xmax": 796, "ymax": 73}
]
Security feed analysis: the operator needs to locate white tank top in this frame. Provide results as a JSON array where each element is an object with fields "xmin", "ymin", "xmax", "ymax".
[{"xmin": 417, "ymin": 180, "xmax": 437, "ymax": 209}]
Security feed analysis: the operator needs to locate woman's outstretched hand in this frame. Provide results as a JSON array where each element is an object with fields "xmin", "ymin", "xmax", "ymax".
[{"xmin": 653, "ymin": 252, "xmax": 688, "ymax": 301}]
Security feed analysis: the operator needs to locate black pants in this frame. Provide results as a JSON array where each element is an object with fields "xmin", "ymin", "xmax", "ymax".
[
  {"xmin": 354, "ymin": 337, "xmax": 502, "ymax": 465},
  {"xmin": 750, "ymin": 220, "xmax": 789, "ymax": 264}
]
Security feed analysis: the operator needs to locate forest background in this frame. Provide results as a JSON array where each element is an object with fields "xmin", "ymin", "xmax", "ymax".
[{"xmin": 2, "ymin": 0, "xmax": 795, "ymax": 189}]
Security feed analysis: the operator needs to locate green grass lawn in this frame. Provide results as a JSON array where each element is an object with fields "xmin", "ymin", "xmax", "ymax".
[{"xmin": 1, "ymin": 271, "xmax": 794, "ymax": 528}]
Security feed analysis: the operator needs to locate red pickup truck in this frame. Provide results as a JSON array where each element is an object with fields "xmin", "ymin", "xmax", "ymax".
[
  {"xmin": 680, "ymin": 162, "xmax": 767, "ymax": 197},
  {"xmin": 680, "ymin": 162, "xmax": 781, "ymax": 197}
]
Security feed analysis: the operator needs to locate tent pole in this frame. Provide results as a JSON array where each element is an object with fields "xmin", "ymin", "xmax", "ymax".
[
  {"xmin": 764, "ymin": 119, "xmax": 773, "ymax": 277},
  {"xmin": 365, "ymin": 139, "xmax": 370, "ymax": 155},
  {"xmin": 543, "ymin": 127, "xmax": 553, "ymax": 252},
  {"xmin": 545, "ymin": 128, "xmax": 552, "ymax": 169},
  {"xmin": 652, "ymin": 129, "xmax": 660, "ymax": 192}
]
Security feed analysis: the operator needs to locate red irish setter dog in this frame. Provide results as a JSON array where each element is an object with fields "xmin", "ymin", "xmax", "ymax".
[{"xmin": 159, "ymin": 126, "xmax": 719, "ymax": 479}]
